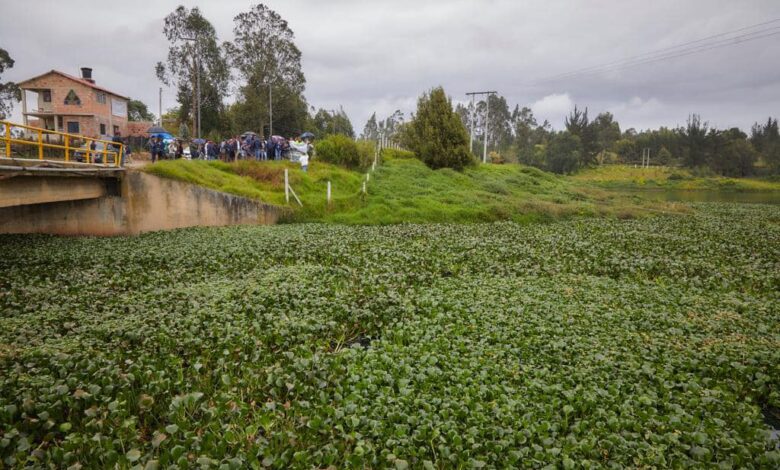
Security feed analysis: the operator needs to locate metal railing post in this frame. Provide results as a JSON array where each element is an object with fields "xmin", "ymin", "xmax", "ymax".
[
  {"xmin": 64, "ymin": 135, "xmax": 70, "ymax": 162},
  {"xmin": 38, "ymin": 129, "xmax": 43, "ymax": 160},
  {"xmin": 4, "ymin": 122, "xmax": 9, "ymax": 157}
]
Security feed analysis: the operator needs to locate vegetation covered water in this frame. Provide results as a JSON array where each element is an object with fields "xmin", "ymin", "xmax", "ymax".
[{"xmin": 0, "ymin": 204, "xmax": 778, "ymax": 468}]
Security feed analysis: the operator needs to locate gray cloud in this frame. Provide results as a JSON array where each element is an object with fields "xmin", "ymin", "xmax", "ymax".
[{"xmin": 3, "ymin": 0, "xmax": 779, "ymax": 133}]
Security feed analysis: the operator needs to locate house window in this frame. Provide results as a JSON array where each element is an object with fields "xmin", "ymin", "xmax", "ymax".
[
  {"xmin": 96, "ymin": 92, "xmax": 106, "ymax": 104},
  {"xmin": 113, "ymin": 125, "xmax": 120, "ymax": 136},
  {"xmin": 64, "ymin": 90, "xmax": 81, "ymax": 105},
  {"xmin": 42, "ymin": 90, "xmax": 52, "ymax": 102},
  {"xmin": 67, "ymin": 121, "xmax": 80, "ymax": 134},
  {"xmin": 100, "ymin": 124, "xmax": 106, "ymax": 135},
  {"xmin": 57, "ymin": 116, "xmax": 63, "ymax": 130}
]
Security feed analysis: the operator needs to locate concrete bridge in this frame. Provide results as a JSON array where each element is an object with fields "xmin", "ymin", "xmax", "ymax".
[{"xmin": 0, "ymin": 159, "xmax": 282, "ymax": 236}]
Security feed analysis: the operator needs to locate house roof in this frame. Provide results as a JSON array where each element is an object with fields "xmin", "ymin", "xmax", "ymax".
[{"xmin": 17, "ymin": 70, "xmax": 130, "ymax": 100}]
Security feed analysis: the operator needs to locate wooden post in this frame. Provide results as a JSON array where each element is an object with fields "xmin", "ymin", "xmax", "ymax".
[
  {"xmin": 327, "ymin": 180, "xmax": 331, "ymax": 205},
  {"xmin": 285, "ymin": 168, "xmax": 289, "ymax": 203}
]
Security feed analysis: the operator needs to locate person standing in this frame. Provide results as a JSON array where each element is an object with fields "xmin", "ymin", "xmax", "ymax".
[
  {"xmin": 175, "ymin": 139, "xmax": 183, "ymax": 159},
  {"xmin": 299, "ymin": 149, "xmax": 309, "ymax": 172},
  {"xmin": 253, "ymin": 135, "xmax": 262, "ymax": 161},
  {"xmin": 149, "ymin": 137, "xmax": 160, "ymax": 163},
  {"xmin": 111, "ymin": 132, "xmax": 124, "ymax": 165},
  {"xmin": 207, "ymin": 140, "xmax": 218, "ymax": 160}
]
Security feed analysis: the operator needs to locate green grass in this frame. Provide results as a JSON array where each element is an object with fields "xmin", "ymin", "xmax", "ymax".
[
  {"xmin": 572, "ymin": 165, "xmax": 780, "ymax": 191},
  {"xmin": 145, "ymin": 158, "xmax": 686, "ymax": 224}
]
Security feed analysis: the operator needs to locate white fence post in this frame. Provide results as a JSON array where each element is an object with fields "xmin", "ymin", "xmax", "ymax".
[
  {"xmin": 285, "ymin": 168, "xmax": 289, "ymax": 204},
  {"xmin": 362, "ymin": 181, "xmax": 366, "ymax": 194},
  {"xmin": 327, "ymin": 180, "xmax": 331, "ymax": 205}
]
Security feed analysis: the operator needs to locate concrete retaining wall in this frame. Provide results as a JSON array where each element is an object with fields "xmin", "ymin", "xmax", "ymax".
[{"xmin": 0, "ymin": 171, "xmax": 283, "ymax": 236}]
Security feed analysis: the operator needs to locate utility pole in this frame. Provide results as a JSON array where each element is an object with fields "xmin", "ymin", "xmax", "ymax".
[
  {"xmin": 268, "ymin": 85, "xmax": 273, "ymax": 137},
  {"xmin": 180, "ymin": 35, "xmax": 201, "ymax": 139},
  {"xmin": 465, "ymin": 91, "xmax": 497, "ymax": 163},
  {"xmin": 468, "ymin": 94, "xmax": 475, "ymax": 153},
  {"xmin": 329, "ymin": 109, "xmax": 338, "ymax": 135},
  {"xmin": 158, "ymin": 87, "xmax": 162, "ymax": 126}
]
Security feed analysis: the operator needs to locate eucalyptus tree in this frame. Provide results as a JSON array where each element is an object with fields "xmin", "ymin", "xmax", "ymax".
[
  {"xmin": 361, "ymin": 113, "xmax": 379, "ymax": 141},
  {"xmin": 0, "ymin": 47, "xmax": 20, "ymax": 120},
  {"xmin": 155, "ymin": 6, "xmax": 230, "ymax": 136},
  {"xmin": 226, "ymin": 3, "xmax": 308, "ymax": 137}
]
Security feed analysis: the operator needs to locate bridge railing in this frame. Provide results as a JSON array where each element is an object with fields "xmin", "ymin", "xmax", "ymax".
[{"xmin": 1, "ymin": 121, "xmax": 124, "ymax": 167}]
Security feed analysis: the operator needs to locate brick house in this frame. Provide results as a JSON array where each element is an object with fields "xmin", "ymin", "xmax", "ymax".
[{"xmin": 17, "ymin": 68, "xmax": 129, "ymax": 138}]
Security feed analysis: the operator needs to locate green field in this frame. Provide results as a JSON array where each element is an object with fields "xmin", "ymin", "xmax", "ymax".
[
  {"xmin": 145, "ymin": 158, "xmax": 688, "ymax": 224},
  {"xmin": 572, "ymin": 165, "xmax": 780, "ymax": 191},
  {"xmin": 1, "ymin": 204, "xmax": 778, "ymax": 468}
]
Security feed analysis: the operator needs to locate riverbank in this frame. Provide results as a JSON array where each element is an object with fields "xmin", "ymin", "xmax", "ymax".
[{"xmin": 145, "ymin": 158, "xmax": 688, "ymax": 224}]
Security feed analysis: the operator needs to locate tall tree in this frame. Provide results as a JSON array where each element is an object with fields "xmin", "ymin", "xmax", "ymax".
[
  {"xmin": 590, "ymin": 112, "xmax": 621, "ymax": 164},
  {"xmin": 0, "ymin": 48, "xmax": 21, "ymax": 120},
  {"xmin": 681, "ymin": 114, "xmax": 709, "ymax": 168},
  {"xmin": 309, "ymin": 108, "xmax": 354, "ymax": 138},
  {"xmin": 361, "ymin": 112, "xmax": 379, "ymax": 141},
  {"xmin": 565, "ymin": 105, "xmax": 597, "ymax": 165},
  {"xmin": 751, "ymin": 117, "xmax": 780, "ymax": 172},
  {"xmin": 402, "ymin": 87, "xmax": 474, "ymax": 170},
  {"xmin": 226, "ymin": 3, "xmax": 307, "ymax": 137},
  {"xmin": 127, "ymin": 99, "xmax": 155, "ymax": 122},
  {"xmin": 378, "ymin": 110, "xmax": 405, "ymax": 144},
  {"xmin": 545, "ymin": 132, "xmax": 582, "ymax": 174},
  {"xmin": 155, "ymin": 6, "xmax": 230, "ymax": 137}
]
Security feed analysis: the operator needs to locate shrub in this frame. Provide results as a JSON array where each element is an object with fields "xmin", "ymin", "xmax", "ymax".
[
  {"xmin": 315, "ymin": 135, "xmax": 371, "ymax": 170},
  {"xmin": 545, "ymin": 132, "xmax": 582, "ymax": 174},
  {"xmin": 402, "ymin": 87, "xmax": 475, "ymax": 170}
]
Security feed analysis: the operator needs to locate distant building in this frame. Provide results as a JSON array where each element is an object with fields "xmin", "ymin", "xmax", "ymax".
[{"xmin": 17, "ymin": 67, "xmax": 129, "ymax": 138}]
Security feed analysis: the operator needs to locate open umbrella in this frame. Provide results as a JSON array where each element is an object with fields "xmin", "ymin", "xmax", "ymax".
[
  {"xmin": 241, "ymin": 131, "xmax": 258, "ymax": 137},
  {"xmin": 147, "ymin": 126, "xmax": 167, "ymax": 134},
  {"xmin": 300, "ymin": 131, "xmax": 315, "ymax": 139},
  {"xmin": 192, "ymin": 138, "xmax": 206, "ymax": 145}
]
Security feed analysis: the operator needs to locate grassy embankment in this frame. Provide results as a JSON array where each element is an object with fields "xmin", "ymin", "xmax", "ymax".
[
  {"xmin": 145, "ymin": 156, "xmax": 687, "ymax": 224},
  {"xmin": 572, "ymin": 165, "xmax": 780, "ymax": 191}
]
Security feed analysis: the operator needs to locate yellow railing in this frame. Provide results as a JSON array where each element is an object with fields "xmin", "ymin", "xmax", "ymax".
[{"xmin": 1, "ymin": 120, "xmax": 124, "ymax": 167}]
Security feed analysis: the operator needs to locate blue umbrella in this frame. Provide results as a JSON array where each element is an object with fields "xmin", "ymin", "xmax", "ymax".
[
  {"xmin": 192, "ymin": 138, "xmax": 206, "ymax": 145},
  {"xmin": 301, "ymin": 131, "xmax": 315, "ymax": 139}
]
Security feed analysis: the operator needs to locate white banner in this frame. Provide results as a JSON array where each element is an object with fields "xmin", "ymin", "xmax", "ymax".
[{"xmin": 111, "ymin": 98, "xmax": 127, "ymax": 118}]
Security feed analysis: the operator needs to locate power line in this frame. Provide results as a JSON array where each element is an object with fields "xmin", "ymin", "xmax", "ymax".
[
  {"xmin": 551, "ymin": 28, "xmax": 780, "ymax": 82},
  {"xmin": 528, "ymin": 18, "xmax": 780, "ymax": 85}
]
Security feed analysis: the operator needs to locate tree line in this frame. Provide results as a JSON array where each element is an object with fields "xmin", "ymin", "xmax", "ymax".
[
  {"xmin": 155, "ymin": 4, "xmax": 354, "ymax": 141},
  {"xmin": 448, "ymin": 94, "xmax": 779, "ymax": 176}
]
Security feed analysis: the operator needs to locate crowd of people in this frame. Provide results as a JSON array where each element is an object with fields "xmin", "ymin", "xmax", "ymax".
[{"xmin": 148, "ymin": 134, "xmax": 312, "ymax": 171}]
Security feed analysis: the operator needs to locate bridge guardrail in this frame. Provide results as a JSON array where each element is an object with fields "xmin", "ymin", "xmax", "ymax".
[{"xmin": 1, "ymin": 121, "xmax": 124, "ymax": 167}]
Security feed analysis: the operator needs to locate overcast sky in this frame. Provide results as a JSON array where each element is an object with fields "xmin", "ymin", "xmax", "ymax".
[{"xmin": 2, "ymin": 0, "xmax": 779, "ymax": 133}]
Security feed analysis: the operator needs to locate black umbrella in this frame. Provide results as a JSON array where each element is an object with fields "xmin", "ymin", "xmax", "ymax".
[{"xmin": 147, "ymin": 126, "xmax": 167, "ymax": 134}]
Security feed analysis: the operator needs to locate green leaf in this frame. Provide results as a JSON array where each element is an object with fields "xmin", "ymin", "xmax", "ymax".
[{"xmin": 126, "ymin": 449, "xmax": 141, "ymax": 462}]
